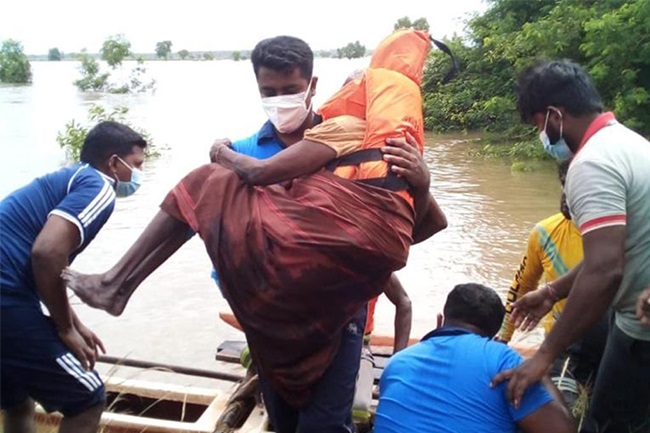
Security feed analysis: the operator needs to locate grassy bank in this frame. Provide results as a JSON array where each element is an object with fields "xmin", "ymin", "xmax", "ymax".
[{"xmin": 466, "ymin": 132, "xmax": 552, "ymax": 172}]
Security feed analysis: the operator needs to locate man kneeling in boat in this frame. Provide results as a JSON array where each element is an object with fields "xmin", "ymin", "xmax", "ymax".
[
  {"xmin": 374, "ymin": 283, "xmax": 576, "ymax": 433},
  {"xmin": 62, "ymin": 29, "xmax": 448, "ymax": 418}
]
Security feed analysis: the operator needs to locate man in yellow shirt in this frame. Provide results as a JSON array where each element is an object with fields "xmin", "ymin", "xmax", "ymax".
[{"xmin": 498, "ymin": 161, "xmax": 607, "ymax": 386}]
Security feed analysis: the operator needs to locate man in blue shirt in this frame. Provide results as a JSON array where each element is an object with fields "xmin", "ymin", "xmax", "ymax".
[
  {"xmin": 374, "ymin": 283, "xmax": 576, "ymax": 433},
  {"xmin": 207, "ymin": 36, "xmax": 445, "ymax": 433},
  {"xmin": 0, "ymin": 121, "xmax": 146, "ymax": 433}
]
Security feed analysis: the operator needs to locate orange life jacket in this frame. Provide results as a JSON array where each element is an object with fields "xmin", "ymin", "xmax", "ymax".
[{"xmin": 318, "ymin": 29, "xmax": 431, "ymax": 206}]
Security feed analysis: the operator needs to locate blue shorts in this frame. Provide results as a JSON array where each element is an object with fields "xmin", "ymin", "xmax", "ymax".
[{"xmin": 1, "ymin": 304, "xmax": 105, "ymax": 416}]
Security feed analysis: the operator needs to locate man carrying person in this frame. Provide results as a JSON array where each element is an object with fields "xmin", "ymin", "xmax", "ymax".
[
  {"xmin": 493, "ymin": 59, "xmax": 650, "ymax": 433},
  {"xmin": 0, "ymin": 121, "xmax": 147, "ymax": 433},
  {"xmin": 65, "ymin": 33, "xmax": 448, "ymax": 433},
  {"xmin": 374, "ymin": 283, "xmax": 576, "ymax": 433}
]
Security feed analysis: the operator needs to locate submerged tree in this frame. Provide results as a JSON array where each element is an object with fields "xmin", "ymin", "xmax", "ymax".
[
  {"xmin": 178, "ymin": 49, "xmax": 190, "ymax": 60},
  {"xmin": 57, "ymin": 104, "xmax": 159, "ymax": 162},
  {"xmin": 73, "ymin": 50, "xmax": 109, "ymax": 91},
  {"xmin": 48, "ymin": 47, "xmax": 63, "ymax": 61},
  {"xmin": 101, "ymin": 34, "xmax": 131, "ymax": 68},
  {"xmin": 155, "ymin": 40, "xmax": 173, "ymax": 60},
  {"xmin": 337, "ymin": 41, "xmax": 366, "ymax": 59},
  {"xmin": 0, "ymin": 39, "xmax": 32, "ymax": 83}
]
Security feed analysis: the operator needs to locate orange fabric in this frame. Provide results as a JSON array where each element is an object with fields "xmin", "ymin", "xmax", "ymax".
[
  {"xmin": 316, "ymin": 29, "xmax": 431, "ymax": 206},
  {"xmin": 365, "ymin": 296, "xmax": 379, "ymax": 335}
]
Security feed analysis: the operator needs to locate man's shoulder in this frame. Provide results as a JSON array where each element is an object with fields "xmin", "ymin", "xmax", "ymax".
[
  {"xmin": 535, "ymin": 213, "xmax": 574, "ymax": 236},
  {"xmin": 231, "ymin": 122, "xmax": 285, "ymax": 158}
]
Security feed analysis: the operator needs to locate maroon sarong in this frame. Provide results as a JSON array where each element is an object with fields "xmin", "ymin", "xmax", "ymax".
[{"xmin": 161, "ymin": 164, "xmax": 414, "ymax": 407}]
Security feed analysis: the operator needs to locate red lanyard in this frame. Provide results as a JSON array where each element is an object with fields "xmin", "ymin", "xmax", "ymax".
[{"xmin": 577, "ymin": 112, "xmax": 616, "ymax": 152}]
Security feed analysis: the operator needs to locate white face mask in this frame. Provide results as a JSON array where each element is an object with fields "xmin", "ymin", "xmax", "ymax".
[{"xmin": 261, "ymin": 79, "xmax": 313, "ymax": 134}]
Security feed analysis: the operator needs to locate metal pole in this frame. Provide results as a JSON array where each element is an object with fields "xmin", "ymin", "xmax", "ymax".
[{"xmin": 97, "ymin": 355, "xmax": 245, "ymax": 383}]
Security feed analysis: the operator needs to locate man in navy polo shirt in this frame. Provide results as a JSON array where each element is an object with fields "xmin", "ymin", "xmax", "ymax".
[
  {"xmin": 208, "ymin": 35, "xmax": 443, "ymax": 433},
  {"xmin": 0, "ymin": 121, "xmax": 146, "ymax": 433}
]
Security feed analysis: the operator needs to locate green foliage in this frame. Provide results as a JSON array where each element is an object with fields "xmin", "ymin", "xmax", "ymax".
[
  {"xmin": 74, "ymin": 50, "xmax": 154, "ymax": 94},
  {"xmin": 394, "ymin": 16, "xmax": 412, "ymax": 30},
  {"xmin": 57, "ymin": 104, "xmax": 159, "ymax": 162},
  {"xmin": 0, "ymin": 39, "xmax": 32, "ymax": 83},
  {"xmin": 155, "ymin": 40, "xmax": 172, "ymax": 60},
  {"xmin": 202, "ymin": 52, "xmax": 215, "ymax": 61},
  {"xmin": 336, "ymin": 41, "xmax": 366, "ymax": 59},
  {"xmin": 101, "ymin": 34, "xmax": 131, "ymax": 68},
  {"xmin": 232, "ymin": 51, "xmax": 241, "ymax": 61},
  {"xmin": 423, "ymin": 0, "xmax": 650, "ymax": 137},
  {"xmin": 73, "ymin": 50, "xmax": 110, "ymax": 91},
  {"xmin": 393, "ymin": 16, "xmax": 430, "ymax": 31},
  {"xmin": 177, "ymin": 49, "xmax": 190, "ymax": 60},
  {"xmin": 48, "ymin": 47, "xmax": 62, "ymax": 61}
]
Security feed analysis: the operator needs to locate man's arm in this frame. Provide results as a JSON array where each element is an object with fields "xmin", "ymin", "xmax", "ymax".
[
  {"xmin": 214, "ymin": 139, "xmax": 336, "ymax": 186},
  {"xmin": 494, "ymin": 225, "xmax": 625, "ymax": 407},
  {"xmin": 383, "ymin": 274, "xmax": 412, "ymax": 353},
  {"xmin": 32, "ymin": 215, "xmax": 99, "ymax": 369},
  {"xmin": 517, "ymin": 377, "xmax": 576, "ymax": 433},
  {"xmin": 382, "ymin": 133, "xmax": 447, "ymax": 243}
]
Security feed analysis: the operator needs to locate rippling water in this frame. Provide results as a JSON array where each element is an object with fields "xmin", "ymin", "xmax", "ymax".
[{"xmin": 0, "ymin": 60, "xmax": 560, "ymax": 381}]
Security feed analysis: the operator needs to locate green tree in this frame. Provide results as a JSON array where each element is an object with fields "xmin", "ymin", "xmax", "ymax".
[
  {"xmin": 101, "ymin": 34, "xmax": 131, "ymax": 68},
  {"xmin": 422, "ymin": 0, "xmax": 650, "ymax": 138},
  {"xmin": 57, "ymin": 104, "xmax": 158, "ymax": 162},
  {"xmin": 155, "ymin": 40, "xmax": 173, "ymax": 60},
  {"xmin": 203, "ymin": 52, "xmax": 215, "ymax": 61},
  {"xmin": 48, "ymin": 47, "xmax": 63, "ymax": 61},
  {"xmin": 0, "ymin": 39, "xmax": 32, "ymax": 83},
  {"xmin": 336, "ymin": 41, "xmax": 366, "ymax": 59},
  {"xmin": 232, "ymin": 51, "xmax": 241, "ymax": 61},
  {"xmin": 393, "ymin": 16, "xmax": 429, "ymax": 32},
  {"xmin": 178, "ymin": 49, "xmax": 190, "ymax": 60},
  {"xmin": 394, "ymin": 16, "xmax": 412, "ymax": 30},
  {"xmin": 73, "ymin": 50, "xmax": 109, "ymax": 91},
  {"xmin": 412, "ymin": 17, "xmax": 430, "ymax": 32}
]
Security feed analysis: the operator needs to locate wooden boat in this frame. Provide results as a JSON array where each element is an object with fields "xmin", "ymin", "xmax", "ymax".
[{"xmin": 8, "ymin": 311, "xmax": 538, "ymax": 432}]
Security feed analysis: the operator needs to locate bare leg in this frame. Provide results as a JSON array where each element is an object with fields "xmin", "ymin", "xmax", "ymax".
[
  {"xmin": 63, "ymin": 211, "xmax": 192, "ymax": 316},
  {"xmin": 4, "ymin": 399, "xmax": 35, "ymax": 433},
  {"xmin": 58, "ymin": 401, "xmax": 103, "ymax": 433}
]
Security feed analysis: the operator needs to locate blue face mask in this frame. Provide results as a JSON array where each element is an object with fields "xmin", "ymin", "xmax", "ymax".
[
  {"xmin": 115, "ymin": 157, "xmax": 144, "ymax": 198},
  {"xmin": 539, "ymin": 108, "xmax": 574, "ymax": 162}
]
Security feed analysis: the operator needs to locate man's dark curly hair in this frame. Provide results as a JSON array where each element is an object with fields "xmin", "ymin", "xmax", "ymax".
[
  {"xmin": 443, "ymin": 283, "xmax": 505, "ymax": 338},
  {"xmin": 251, "ymin": 35, "xmax": 313, "ymax": 79},
  {"xmin": 516, "ymin": 59, "xmax": 603, "ymax": 123}
]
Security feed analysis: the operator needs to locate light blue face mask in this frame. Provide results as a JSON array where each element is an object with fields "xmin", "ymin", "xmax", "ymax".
[
  {"xmin": 539, "ymin": 108, "xmax": 574, "ymax": 162},
  {"xmin": 115, "ymin": 157, "xmax": 143, "ymax": 198}
]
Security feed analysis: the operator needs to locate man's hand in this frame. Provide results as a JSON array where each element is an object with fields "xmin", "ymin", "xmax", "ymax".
[
  {"xmin": 636, "ymin": 286, "xmax": 650, "ymax": 325},
  {"xmin": 74, "ymin": 316, "xmax": 106, "ymax": 366},
  {"xmin": 210, "ymin": 138, "xmax": 232, "ymax": 163},
  {"xmin": 382, "ymin": 132, "xmax": 430, "ymax": 192},
  {"xmin": 511, "ymin": 286, "xmax": 555, "ymax": 332},
  {"xmin": 491, "ymin": 352, "xmax": 553, "ymax": 408},
  {"xmin": 58, "ymin": 325, "xmax": 101, "ymax": 371}
]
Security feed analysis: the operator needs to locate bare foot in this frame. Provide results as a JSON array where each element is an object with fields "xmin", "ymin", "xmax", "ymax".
[{"xmin": 62, "ymin": 268, "xmax": 125, "ymax": 316}]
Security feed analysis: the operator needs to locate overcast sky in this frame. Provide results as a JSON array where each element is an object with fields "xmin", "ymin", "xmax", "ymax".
[{"xmin": 2, "ymin": 0, "xmax": 487, "ymax": 54}]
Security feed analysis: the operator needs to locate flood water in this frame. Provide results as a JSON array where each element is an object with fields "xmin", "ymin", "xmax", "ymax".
[{"xmin": 0, "ymin": 60, "xmax": 561, "ymax": 384}]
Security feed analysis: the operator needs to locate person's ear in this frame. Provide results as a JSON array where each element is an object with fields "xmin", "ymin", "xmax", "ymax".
[
  {"xmin": 310, "ymin": 76, "xmax": 318, "ymax": 96},
  {"xmin": 436, "ymin": 313, "xmax": 444, "ymax": 329},
  {"xmin": 108, "ymin": 154, "xmax": 119, "ymax": 174}
]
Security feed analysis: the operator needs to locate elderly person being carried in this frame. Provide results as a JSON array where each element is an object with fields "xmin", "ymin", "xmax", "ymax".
[{"xmin": 63, "ymin": 29, "xmax": 449, "ymax": 408}]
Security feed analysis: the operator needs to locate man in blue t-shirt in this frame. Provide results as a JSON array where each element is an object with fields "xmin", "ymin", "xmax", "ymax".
[
  {"xmin": 0, "ymin": 121, "xmax": 146, "ymax": 433},
  {"xmin": 374, "ymin": 283, "xmax": 576, "ymax": 433}
]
